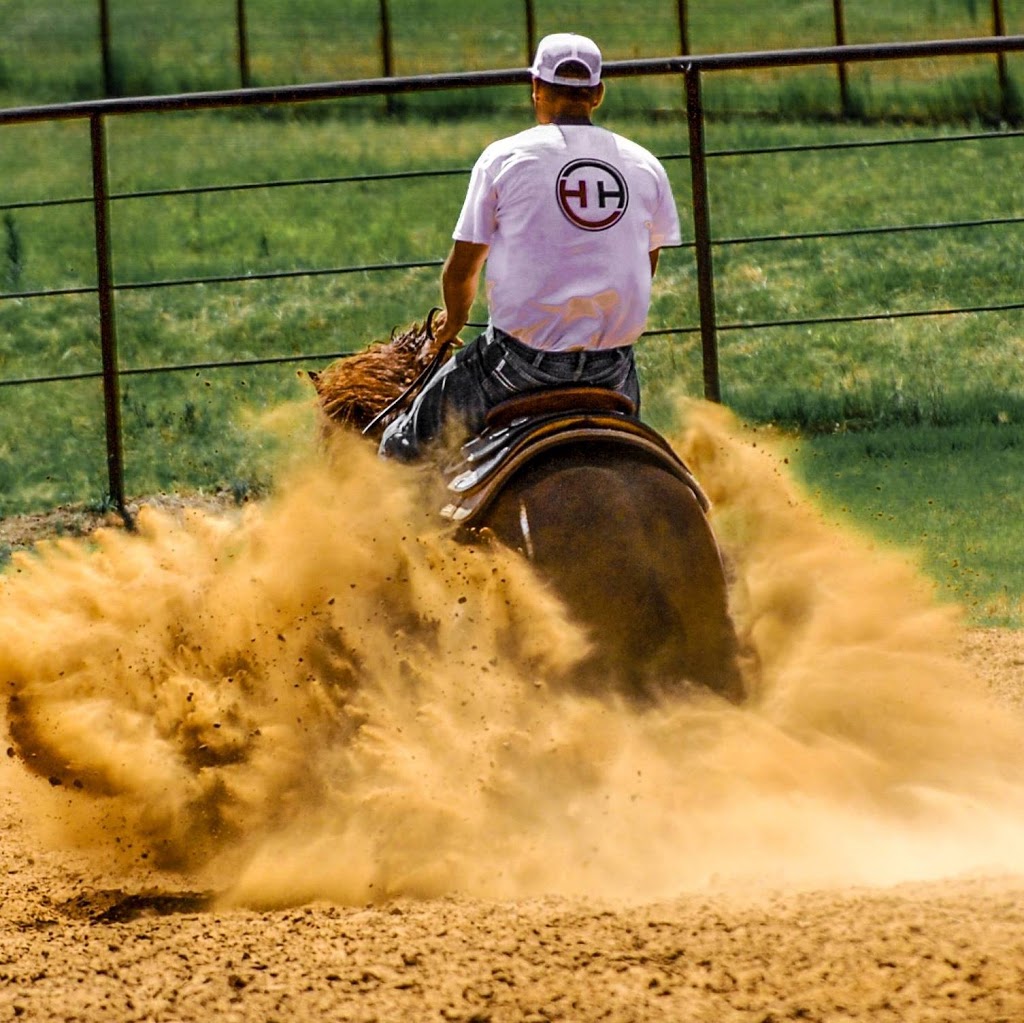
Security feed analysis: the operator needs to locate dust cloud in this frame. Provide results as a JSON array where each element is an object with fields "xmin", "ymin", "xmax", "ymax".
[{"xmin": 2, "ymin": 403, "xmax": 1023, "ymax": 909}]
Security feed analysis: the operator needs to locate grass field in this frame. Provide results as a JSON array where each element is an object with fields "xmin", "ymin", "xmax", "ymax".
[
  {"xmin": 3, "ymin": 0, "xmax": 1024, "ymax": 119},
  {"xmin": 2, "ymin": 4, "xmax": 1023, "ymax": 624},
  {"xmin": 793, "ymin": 423, "xmax": 1024, "ymax": 624}
]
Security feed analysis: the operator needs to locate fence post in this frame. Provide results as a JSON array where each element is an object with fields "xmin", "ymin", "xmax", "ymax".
[
  {"xmin": 992, "ymin": 0, "xmax": 1011, "ymax": 119},
  {"xmin": 98, "ymin": 0, "xmax": 114, "ymax": 96},
  {"xmin": 524, "ymin": 0, "xmax": 536, "ymax": 64},
  {"xmin": 379, "ymin": 0, "xmax": 395, "ymax": 113},
  {"xmin": 677, "ymin": 0, "xmax": 690, "ymax": 55},
  {"xmin": 89, "ymin": 114, "xmax": 131, "ymax": 526},
  {"xmin": 683, "ymin": 66, "xmax": 721, "ymax": 403},
  {"xmin": 832, "ymin": 0, "xmax": 853, "ymax": 117},
  {"xmin": 236, "ymin": 0, "xmax": 251, "ymax": 89}
]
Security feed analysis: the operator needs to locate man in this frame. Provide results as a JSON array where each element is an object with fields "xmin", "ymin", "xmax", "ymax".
[{"xmin": 380, "ymin": 32, "xmax": 681, "ymax": 461}]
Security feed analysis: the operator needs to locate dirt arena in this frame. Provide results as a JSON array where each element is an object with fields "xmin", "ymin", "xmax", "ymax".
[{"xmin": 2, "ymin": 404, "xmax": 1023, "ymax": 1021}]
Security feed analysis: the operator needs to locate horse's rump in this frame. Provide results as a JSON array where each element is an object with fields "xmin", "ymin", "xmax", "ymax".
[{"xmin": 470, "ymin": 437, "xmax": 743, "ymax": 703}]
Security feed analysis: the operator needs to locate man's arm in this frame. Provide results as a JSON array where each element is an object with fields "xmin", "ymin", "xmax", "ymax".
[
  {"xmin": 433, "ymin": 240, "xmax": 490, "ymax": 344},
  {"xmin": 649, "ymin": 248, "xmax": 661, "ymax": 277}
]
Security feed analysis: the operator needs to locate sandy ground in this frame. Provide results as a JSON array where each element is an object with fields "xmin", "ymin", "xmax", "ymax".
[
  {"xmin": 1, "ymin": 630, "xmax": 1023, "ymax": 1022},
  {"xmin": 3, "ymin": 412, "xmax": 1024, "ymax": 1022}
]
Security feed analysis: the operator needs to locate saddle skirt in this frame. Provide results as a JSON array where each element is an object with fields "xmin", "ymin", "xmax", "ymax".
[{"xmin": 439, "ymin": 387, "xmax": 710, "ymax": 525}]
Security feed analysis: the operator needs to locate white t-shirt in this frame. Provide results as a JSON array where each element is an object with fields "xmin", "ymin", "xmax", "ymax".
[{"xmin": 452, "ymin": 122, "xmax": 681, "ymax": 352}]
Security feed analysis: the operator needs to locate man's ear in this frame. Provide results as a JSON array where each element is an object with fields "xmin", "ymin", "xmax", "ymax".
[{"xmin": 592, "ymin": 82, "xmax": 606, "ymax": 111}]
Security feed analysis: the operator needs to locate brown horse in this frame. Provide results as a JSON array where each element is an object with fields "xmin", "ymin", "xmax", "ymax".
[
  {"xmin": 309, "ymin": 318, "xmax": 744, "ymax": 704},
  {"xmin": 467, "ymin": 432, "xmax": 743, "ymax": 703}
]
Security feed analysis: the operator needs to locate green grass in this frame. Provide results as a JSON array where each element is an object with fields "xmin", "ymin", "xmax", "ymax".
[
  {"xmin": 3, "ymin": 0, "xmax": 1024, "ymax": 121},
  {"xmin": 2, "ymin": 6, "xmax": 1024, "ymax": 623},
  {"xmin": 2, "ymin": 114, "xmax": 1022, "ymax": 498},
  {"xmin": 791, "ymin": 423, "xmax": 1024, "ymax": 626}
]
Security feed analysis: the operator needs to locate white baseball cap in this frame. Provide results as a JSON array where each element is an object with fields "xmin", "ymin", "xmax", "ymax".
[{"xmin": 530, "ymin": 33, "xmax": 602, "ymax": 88}]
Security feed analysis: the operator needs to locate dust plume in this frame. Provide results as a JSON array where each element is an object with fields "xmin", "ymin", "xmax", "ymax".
[{"xmin": 3, "ymin": 405, "xmax": 1024, "ymax": 907}]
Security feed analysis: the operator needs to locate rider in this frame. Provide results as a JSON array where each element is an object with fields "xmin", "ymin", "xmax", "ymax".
[{"xmin": 379, "ymin": 32, "xmax": 682, "ymax": 461}]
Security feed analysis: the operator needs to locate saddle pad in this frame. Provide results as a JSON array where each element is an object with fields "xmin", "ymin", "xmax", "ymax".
[{"xmin": 440, "ymin": 410, "xmax": 710, "ymax": 525}]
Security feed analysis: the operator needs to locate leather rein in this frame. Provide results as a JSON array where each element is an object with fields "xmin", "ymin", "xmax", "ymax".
[{"xmin": 361, "ymin": 307, "xmax": 456, "ymax": 437}]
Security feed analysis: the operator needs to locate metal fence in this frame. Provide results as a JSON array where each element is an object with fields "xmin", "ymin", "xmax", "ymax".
[
  {"xmin": 2, "ymin": 34, "xmax": 1024, "ymax": 518},
  {"xmin": 16, "ymin": 0, "xmax": 1023, "ymax": 119}
]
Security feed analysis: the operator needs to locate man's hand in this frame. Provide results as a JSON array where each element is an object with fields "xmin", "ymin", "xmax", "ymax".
[{"xmin": 431, "ymin": 309, "xmax": 463, "ymax": 346}]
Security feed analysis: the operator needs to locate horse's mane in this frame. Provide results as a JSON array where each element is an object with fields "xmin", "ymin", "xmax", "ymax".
[{"xmin": 307, "ymin": 309, "xmax": 449, "ymax": 435}]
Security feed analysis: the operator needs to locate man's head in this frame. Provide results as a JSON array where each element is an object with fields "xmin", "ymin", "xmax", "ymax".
[
  {"xmin": 530, "ymin": 33, "xmax": 605, "ymax": 122},
  {"xmin": 531, "ymin": 33, "xmax": 602, "ymax": 88}
]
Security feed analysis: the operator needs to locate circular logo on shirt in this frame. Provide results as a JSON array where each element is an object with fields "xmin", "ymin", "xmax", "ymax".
[{"xmin": 555, "ymin": 159, "xmax": 629, "ymax": 231}]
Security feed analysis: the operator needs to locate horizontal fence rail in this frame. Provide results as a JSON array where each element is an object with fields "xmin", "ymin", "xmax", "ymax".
[
  {"xmin": 2, "ymin": 35, "xmax": 1024, "ymax": 516},
  {"xmin": 5, "ymin": 35, "xmax": 1024, "ymax": 124},
  {"xmin": 18, "ymin": 0, "xmax": 1021, "ymax": 120}
]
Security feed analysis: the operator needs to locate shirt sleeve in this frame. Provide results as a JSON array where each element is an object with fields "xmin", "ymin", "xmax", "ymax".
[
  {"xmin": 452, "ymin": 151, "xmax": 499, "ymax": 245},
  {"xmin": 648, "ymin": 161, "xmax": 682, "ymax": 251}
]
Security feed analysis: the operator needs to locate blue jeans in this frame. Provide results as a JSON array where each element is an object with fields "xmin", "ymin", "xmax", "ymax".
[{"xmin": 379, "ymin": 326, "xmax": 640, "ymax": 461}]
